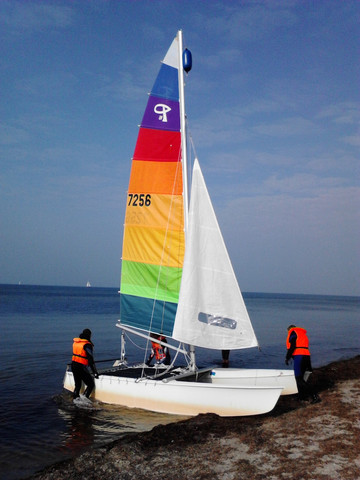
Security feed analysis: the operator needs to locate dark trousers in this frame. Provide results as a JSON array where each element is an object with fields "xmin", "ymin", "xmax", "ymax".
[
  {"xmin": 71, "ymin": 361, "xmax": 95, "ymax": 398},
  {"xmin": 294, "ymin": 355, "xmax": 316, "ymax": 400}
]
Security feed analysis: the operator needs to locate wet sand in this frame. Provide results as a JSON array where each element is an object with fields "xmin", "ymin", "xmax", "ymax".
[{"xmin": 29, "ymin": 356, "xmax": 360, "ymax": 480}]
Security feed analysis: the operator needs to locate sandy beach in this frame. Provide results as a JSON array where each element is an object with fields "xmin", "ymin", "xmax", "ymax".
[{"xmin": 29, "ymin": 356, "xmax": 360, "ymax": 480}]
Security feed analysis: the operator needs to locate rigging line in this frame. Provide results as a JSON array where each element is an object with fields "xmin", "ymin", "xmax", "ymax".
[
  {"xmin": 148, "ymin": 42, "xmax": 187, "ymax": 336},
  {"xmin": 187, "ymin": 120, "xmax": 197, "ymax": 168},
  {"xmin": 136, "ymin": 159, "xmax": 183, "ymax": 369},
  {"xmin": 137, "ymin": 342, "xmax": 192, "ymax": 382},
  {"xmin": 124, "ymin": 331, "xmax": 147, "ymax": 351},
  {"xmin": 142, "ymin": 49, "xmax": 186, "ymax": 364},
  {"xmin": 145, "ymin": 146, "xmax": 183, "ymax": 339},
  {"xmin": 158, "ymin": 149, "xmax": 183, "ymax": 332},
  {"xmin": 145, "ymin": 141, "xmax": 190, "ymax": 369},
  {"xmin": 146, "ymin": 43, "xmax": 189, "ymax": 338}
]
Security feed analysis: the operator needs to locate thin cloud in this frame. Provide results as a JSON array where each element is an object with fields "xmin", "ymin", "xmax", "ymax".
[
  {"xmin": 95, "ymin": 71, "xmax": 149, "ymax": 105},
  {"xmin": 15, "ymin": 72, "xmax": 79, "ymax": 97},
  {"xmin": 307, "ymin": 152, "xmax": 359, "ymax": 175},
  {"xmin": 197, "ymin": 1, "xmax": 298, "ymax": 43},
  {"xmin": 343, "ymin": 134, "xmax": 360, "ymax": 147},
  {"xmin": 0, "ymin": 123, "xmax": 30, "ymax": 145},
  {"xmin": 223, "ymin": 186, "xmax": 360, "ymax": 295},
  {"xmin": 263, "ymin": 173, "xmax": 351, "ymax": 196},
  {"xmin": 317, "ymin": 102, "xmax": 360, "ymax": 125},
  {"xmin": 0, "ymin": 1, "xmax": 74, "ymax": 32},
  {"xmin": 252, "ymin": 116, "xmax": 322, "ymax": 137}
]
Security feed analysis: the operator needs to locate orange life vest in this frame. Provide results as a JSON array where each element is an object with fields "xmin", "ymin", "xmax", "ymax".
[
  {"xmin": 151, "ymin": 340, "xmax": 166, "ymax": 361},
  {"xmin": 286, "ymin": 327, "xmax": 310, "ymax": 356},
  {"xmin": 72, "ymin": 338, "xmax": 91, "ymax": 365}
]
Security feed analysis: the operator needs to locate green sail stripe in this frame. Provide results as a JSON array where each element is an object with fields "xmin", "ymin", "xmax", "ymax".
[{"xmin": 121, "ymin": 260, "xmax": 182, "ymax": 303}]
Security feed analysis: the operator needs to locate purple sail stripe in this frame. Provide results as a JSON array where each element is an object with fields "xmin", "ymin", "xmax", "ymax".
[{"xmin": 141, "ymin": 96, "xmax": 180, "ymax": 131}]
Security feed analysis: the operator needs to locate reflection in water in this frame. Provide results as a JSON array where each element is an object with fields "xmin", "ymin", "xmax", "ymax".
[
  {"xmin": 55, "ymin": 391, "xmax": 187, "ymax": 459},
  {"xmin": 58, "ymin": 409, "xmax": 95, "ymax": 454}
]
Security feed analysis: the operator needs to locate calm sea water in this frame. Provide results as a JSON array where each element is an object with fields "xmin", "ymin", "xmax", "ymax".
[{"xmin": 0, "ymin": 284, "xmax": 359, "ymax": 480}]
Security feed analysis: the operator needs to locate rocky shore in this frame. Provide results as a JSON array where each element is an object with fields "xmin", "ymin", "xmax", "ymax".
[{"xmin": 29, "ymin": 356, "xmax": 360, "ymax": 480}]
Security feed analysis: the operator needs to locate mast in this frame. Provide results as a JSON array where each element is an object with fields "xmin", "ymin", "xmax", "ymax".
[
  {"xmin": 178, "ymin": 30, "xmax": 189, "ymax": 232},
  {"xmin": 178, "ymin": 30, "xmax": 196, "ymax": 370}
]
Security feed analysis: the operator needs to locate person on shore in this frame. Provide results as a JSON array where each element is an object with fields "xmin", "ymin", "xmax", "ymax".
[
  {"xmin": 222, "ymin": 350, "xmax": 230, "ymax": 367},
  {"xmin": 285, "ymin": 324, "xmax": 320, "ymax": 403},
  {"xmin": 146, "ymin": 333, "xmax": 171, "ymax": 366},
  {"xmin": 72, "ymin": 328, "xmax": 99, "ymax": 400}
]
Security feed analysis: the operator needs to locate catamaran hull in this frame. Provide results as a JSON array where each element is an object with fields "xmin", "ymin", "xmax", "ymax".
[
  {"xmin": 210, "ymin": 368, "xmax": 297, "ymax": 395},
  {"xmin": 63, "ymin": 370, "xmax": 283, "ymax": 417}
]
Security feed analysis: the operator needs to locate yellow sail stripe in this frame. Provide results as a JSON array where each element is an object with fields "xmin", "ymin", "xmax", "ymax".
[
  {"xmin": 125, "ymin": 194, "xmax": 184, "ymax": 231},
  {"xmin": 122, "ymin": 225, "xmax": 185, "ymax": 268}
]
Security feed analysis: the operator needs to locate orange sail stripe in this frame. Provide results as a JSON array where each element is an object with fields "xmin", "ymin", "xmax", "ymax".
[
  {"xmin": 128, "ymin": 160, "xmax": 183, "ymax": 195},
  {"xmin": 122, "ymin": 225, "xmax": 185, "ymax": 268},
  {"xmin": 133, "ymin": 128, "xmax": 181, "ymax": 162}
]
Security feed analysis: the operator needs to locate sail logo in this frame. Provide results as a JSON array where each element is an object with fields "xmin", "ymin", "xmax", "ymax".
[
  {"xmin": 198, "ymin": 312, "xmax": 237, "ymax": 330},
  {"xmin": 154, "ymin": 104, "xmax": 171, "ymax": 122}
]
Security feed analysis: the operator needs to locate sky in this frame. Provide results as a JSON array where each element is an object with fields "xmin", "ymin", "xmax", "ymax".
[{"xmin": 1, "ymin": 0, "xmax": 359, "ymax": 296}]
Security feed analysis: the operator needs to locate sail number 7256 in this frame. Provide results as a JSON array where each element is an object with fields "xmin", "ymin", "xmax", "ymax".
[{"xmin": 127, "ymin": 193, "xmax": 151, "ymax": 207}]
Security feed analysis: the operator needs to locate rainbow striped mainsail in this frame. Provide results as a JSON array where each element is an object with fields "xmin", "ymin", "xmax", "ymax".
[{"xmin": 120, "ymin": 37, "xmax": 184, "ymax": 336}]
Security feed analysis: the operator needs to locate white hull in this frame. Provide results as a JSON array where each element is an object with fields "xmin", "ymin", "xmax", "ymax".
[
  {"xmin": 63, "ymin": 370, "xmax": 283, "ymax": 417},
  {"xmin": 210, "ymin": 368, "xmax": 297, "ymax": 395}
]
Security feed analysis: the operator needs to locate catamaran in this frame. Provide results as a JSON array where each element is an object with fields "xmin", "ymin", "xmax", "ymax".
[{"xmin": 64, "ymin": 31, "xmax": 296, "ymax": 416}]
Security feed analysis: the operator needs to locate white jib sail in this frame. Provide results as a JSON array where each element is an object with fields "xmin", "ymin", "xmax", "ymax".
[{"xmin": 172, "ymin": 158, "xmax": 258, "ymax": 350}]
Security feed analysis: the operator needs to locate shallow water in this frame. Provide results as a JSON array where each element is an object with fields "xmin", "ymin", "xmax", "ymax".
[{"xmin": 0, "ymin": 285, "xmax": 359, "ymax": 480}]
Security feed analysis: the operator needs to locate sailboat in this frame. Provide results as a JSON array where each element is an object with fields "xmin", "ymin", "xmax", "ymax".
[{"xmin": 64, "ymin": 31, "xmax": 296, "ymax": 416}]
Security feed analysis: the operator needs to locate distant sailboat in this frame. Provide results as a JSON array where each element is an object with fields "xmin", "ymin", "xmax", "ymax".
[
  {"xmin": 86, "ymin": 281, "xmax": 91, "ymax": 288},
  {"xmin": 64, "ymin": 30, "xmax": 296, "ymax": 416}
]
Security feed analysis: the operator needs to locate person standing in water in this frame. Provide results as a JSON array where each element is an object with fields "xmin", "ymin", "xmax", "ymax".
[{"xmin": 71, "ymin": 328, "xmax": 99, "ymax": 400}]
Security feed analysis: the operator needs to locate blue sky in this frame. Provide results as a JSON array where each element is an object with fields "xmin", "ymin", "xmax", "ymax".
[{"xmin": 1, "ymin": 1, "xmax": 359, "ymax": 296}]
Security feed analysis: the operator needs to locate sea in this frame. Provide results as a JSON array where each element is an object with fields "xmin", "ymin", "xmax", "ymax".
[{"xmin": 0, "ymin": 284, "xmax": 359, "ymax": 480}]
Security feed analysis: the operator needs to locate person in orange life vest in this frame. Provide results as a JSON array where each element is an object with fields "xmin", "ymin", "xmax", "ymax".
[
  {"xmin": 146, "ymin": 333, "xmax": 171, "ymax": 366},
  {"xmin": 71, "ymin": 328, "xmax": 99, "ymax": 399},
  {"xmin": 286, "ymin": 325, "xmax": 320, "ymax": 403}
]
